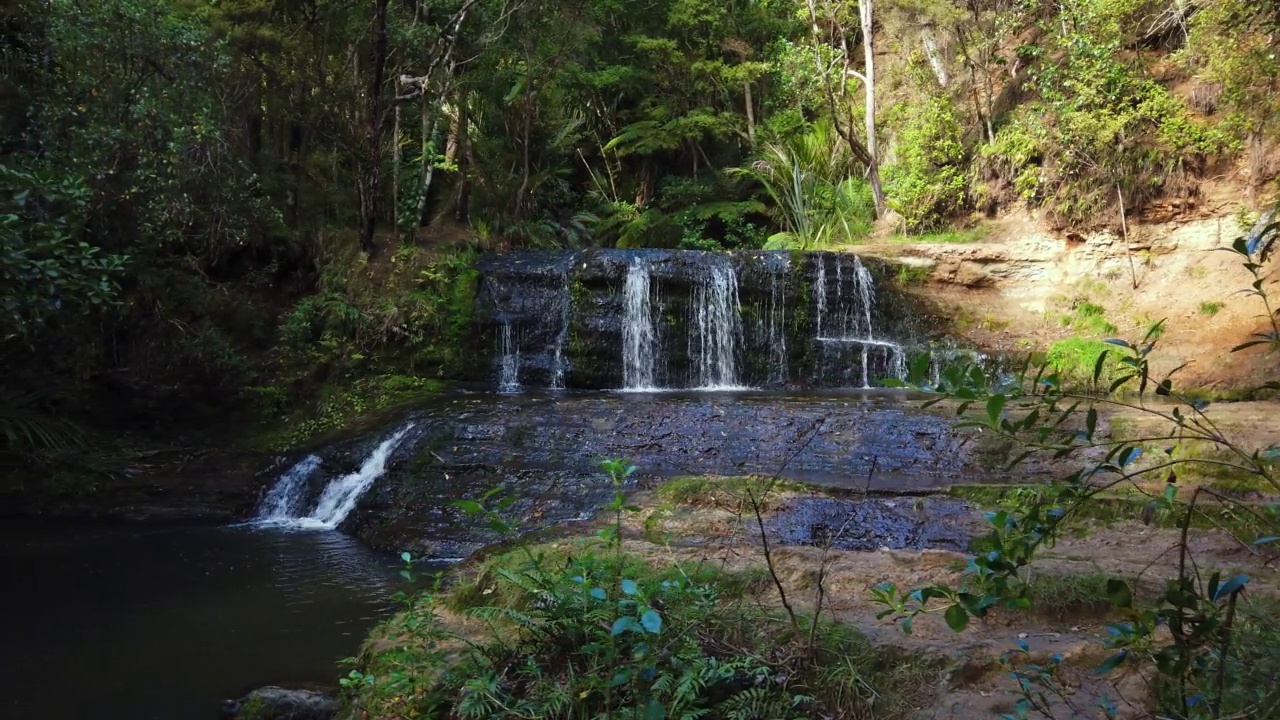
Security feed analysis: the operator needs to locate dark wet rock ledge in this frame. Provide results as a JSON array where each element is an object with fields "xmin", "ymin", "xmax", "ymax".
[{"xmin": 275, "ymin": 390, "xmax": 1014, "ymax": 557}]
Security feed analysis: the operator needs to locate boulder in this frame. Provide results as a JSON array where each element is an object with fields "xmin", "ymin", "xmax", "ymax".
[{"xmin": 221, "ymin": 686, "xmax": 337, "ymax": 720}]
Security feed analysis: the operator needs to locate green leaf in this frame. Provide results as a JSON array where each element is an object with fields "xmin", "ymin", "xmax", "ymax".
[
  {"xmin": 987, "ymin": 395, "xmax": 1006, "ymax": 424},
  {"xmin": 1233, "ymin": 339, "xmax": 1275, "ymax": 352},
  {"xmin": 640, "ymin": 609, "xmax": 662, "ymax": 634},
  {"xmin": 1095, "ymin": 650, "xmax": 1127, "ymax": 674},
  {"xmin": 611, "ymin": 617, "xmax": 638, "ymax": 636},
  {"xmin": 1106, "ymin": 578, "xmax": 1133, "ymax": 609},
  {"xmin": 453, "ymin": 499, "xmax": 483, "ymax": 515},
  {"xmin": 1212, "ymin": 574, "xmax": 1248, "ymax": 601},
  {"xmin": 944, "ymin": 604, "xmax": 969, "ymax": 632},
  {"xmin": 1092, "ymin": 350, "xmax": 1110, "ymax": 383},
  {"xmin": 1107, "ymin": 375, "xmax": 1134, "ymax": 393},
  {"xmin": 1086, "ymin": 408, "xmax": 1097, "ymax": 440},
  {"xmin": 902, "ymin": 614, "xmax": 914, "ymax": 634},
  {"xmin": 400, "ymin": 551, "xmax": 412, "ymax": 563}
]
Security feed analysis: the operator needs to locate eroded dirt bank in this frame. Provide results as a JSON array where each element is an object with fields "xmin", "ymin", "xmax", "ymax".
[{"xmin": 860, "ymin": 211, "xmax": 1280, "ymax": 393}]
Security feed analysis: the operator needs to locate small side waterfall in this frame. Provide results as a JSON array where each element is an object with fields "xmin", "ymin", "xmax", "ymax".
[
  {"xmin": 690, "ymin": 262, "xmax": 743, "ymax": 389},
  {"xmin": 498, "ymin": 320, "xmax": 521, "ymax": 393},
  {"xmin": 254, "ymin": 425, "xmax": 415, "ymax": 530},
  {"xmin": 255, "ymin": 454, "xmax": 321, "ymax": 522},
  {"xmin": 622, "ymin": 258, "xmax": 658, "ymax": 390}
]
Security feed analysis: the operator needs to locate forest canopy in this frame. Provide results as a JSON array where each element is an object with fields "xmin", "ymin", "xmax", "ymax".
[{"xmin": 2, "ymin": 0, "xmax": 1278, "ymax": 437}]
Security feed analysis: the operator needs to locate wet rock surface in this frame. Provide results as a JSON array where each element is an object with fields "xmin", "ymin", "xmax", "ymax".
[
  {"xmin": 294, "ymin": 390, "xmax": 1007, "ymax": 554},
  {"xmin": 765, "ymin": 496, "xmax": 979, "ymax": 552},
  {"xmin": 221, "ymin": 686, "xmax": 337, "ymax": 720}
]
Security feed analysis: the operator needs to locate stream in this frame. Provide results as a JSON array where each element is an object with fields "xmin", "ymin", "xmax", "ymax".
[{"xmin": 0, "ymin": 521, "xmax": 432, "ymax": 720}]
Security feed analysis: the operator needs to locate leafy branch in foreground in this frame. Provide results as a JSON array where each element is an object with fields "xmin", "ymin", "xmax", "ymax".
[{"xmin": 874, "ymin": 221, "xmax": 1280, "ymax": 719}]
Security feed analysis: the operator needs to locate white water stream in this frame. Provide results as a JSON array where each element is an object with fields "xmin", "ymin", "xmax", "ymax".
[{"xmin": 253, "ymin": 425, "xmax": 415, "ymax": 530}]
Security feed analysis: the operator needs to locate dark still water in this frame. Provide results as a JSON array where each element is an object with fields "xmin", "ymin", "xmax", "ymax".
[{"xmin": 0, "ymin": 521, "xmax": 417, "ymax": 720}]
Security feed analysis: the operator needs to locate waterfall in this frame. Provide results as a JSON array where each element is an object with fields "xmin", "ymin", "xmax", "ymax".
[
  {"xmin": 549, "ymin": 264, "xmax": 573, "ymax": 390},
  {"xmin": 814, "ymin": 258, "xmax": 827, "ymax": 339},
  {"xmin": 622, "ymin": 258, "xmax": 658, "ymax": 390},
  {"xmin": 765, "ymin": 256, "xmax": 789, "ymax": 385},
  {"xmin": 690, "ymin": 262, "xmax": 744, "ymax": 389},
  {"xmin": 256, "ymin": 425, "xmax": 415, "ymax": 531},
  {"xmin": 815, "ymin": 255, "xmax": 906, "ymax": 387},
  {"xmin": 477, "ymin": 249, "xmax": 925, "ymax": 391},
  {"xmin": 852, "ymin": 257, "xmax": 876, "ymax": 338},
  {"xmin": 254, "ymin": 455, "xmax": 321, "ymax": 522},
  {"xmin": 498, "ymin": 320, "xmax": 521, "ymax": 393}
]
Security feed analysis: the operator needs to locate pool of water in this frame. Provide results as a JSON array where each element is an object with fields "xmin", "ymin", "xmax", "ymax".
[{"xmin": 0, "ymin": 520, "xmax": 422, "ymax": 720}]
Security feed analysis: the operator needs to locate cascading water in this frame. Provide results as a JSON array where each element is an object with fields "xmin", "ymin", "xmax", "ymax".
[
  {"xmin": 254, "ymin": 454, "xmax": 321, "ymax": 522},
  {"xmin": 814, "ymin": 255, "xmax": 906, "ymax": 388},
  {"xmin": 498, "ymin": 320, "xmax": 521, "ymax": 393},
  {"xmin": 476, "ymin": 249, "xmax": 931, "ymax": 392},
  {"xmin": 549, "ymin": 263, "xmax": 574, "ymax": 390},
  {"xmin": 814, "ymin": 259, "xmax": 827, "ymax": 339},
  {"xmin": 761, "ymin": 255, "xmax": 789, "ymax": 385},
  {"xmin": 254, "ymin": 425, "xmax": 415, "ymax": 530},
  {"xmin": 622, "ymin": 258, "xmax": 659, "ymax": 390},
  {"xmin": 689, "ymin": 262, "xmax": 743, "ymax": 389}
]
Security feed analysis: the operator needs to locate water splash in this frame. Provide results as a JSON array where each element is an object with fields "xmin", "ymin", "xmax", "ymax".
[
  {"xmin": 622, "ymin": 258, "xmax": 659, "ymax": 390},
  {"xmin": 690, "ymin": 261, "xmax": 743, "ymax": 389},
  {"xmin": 498, "ymin": 320, "xmax": 521, "ymax": 393},
  {"xmin": 254, "ymin": 455, "xmax": 321, "ymax": 522},
  {"xmin": 267, "ymin": 425, "xmax": 416, "ymax": 531}
]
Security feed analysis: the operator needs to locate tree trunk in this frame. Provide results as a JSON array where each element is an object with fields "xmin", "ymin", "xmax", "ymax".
[
  {"xmin": 860, "ymin": 0, "xmax": 886, "ymax": 217},
  {"xmin": 744, "ymin": 81, "xmax": 756, "ymax": 144},
  {"xmin": 416, "ymin": 101, "xmax": 438, "ymax": 227},
  {"xmin": 358, "ymin": 0, "xmax": 390, "ymax": 255}
]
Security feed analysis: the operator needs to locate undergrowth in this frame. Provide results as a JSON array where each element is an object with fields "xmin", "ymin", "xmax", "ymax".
[{"xmin": 342, "ymin": 462, "xmax": 944, "ymax": 719}]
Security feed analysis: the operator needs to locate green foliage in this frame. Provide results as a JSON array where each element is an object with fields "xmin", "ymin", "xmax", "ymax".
[
  {"xmin": 277, "ymin": 245, "xmax": 480, "ymax": 383},
  {"xmin": 1058, "ymin": 299, "xmax": 1118, "ymax": 335},
  {"xmin": 981, "ymin": 0, "xmax": 1233, "ymax": 225},
  {"xmin": 0, "ymin": 391, "xmax": 86, "ymax": 467},
  {"xmin": 736, "ymin": 121, "xmax": 875, "ymax": 249},
  {"xmin": 1044, "ymin": 337, "xmax": 1119, "ymax": 389},
  {"xmin": 345, "ymin": 460, "xmax": 940, "ymax": 719},
  {"xmin": 0, "ymin": 166, "xmax": 126, "ymax": 340},
  {"xmin": 902, "ymin": 226, "xmax": 988, "ymax": 244},
  {"xmin": 1199, "ymin": 301, "xmax": 1225, "ymax": 316},
  {"xmin": 263, "ymin": 374, "xmax": 444, "ymax": 449},
  {"xmin": 884, "ymin": 97, "xmax": 967, "ymax": 231},
  {"xmin": 873, "ymin": 223, "xmax": 1280, "ymax": 719}
]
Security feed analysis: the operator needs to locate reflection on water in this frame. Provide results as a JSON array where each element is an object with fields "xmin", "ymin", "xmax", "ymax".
[{"xmin": 0, "ymin": 520, "xmax": 424, "ymax": 720}]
